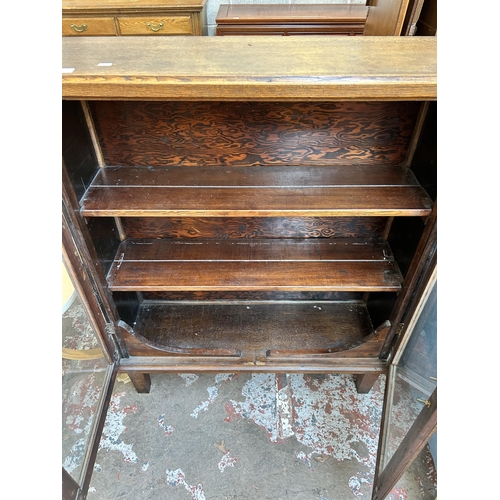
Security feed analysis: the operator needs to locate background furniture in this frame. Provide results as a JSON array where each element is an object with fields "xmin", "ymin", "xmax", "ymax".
[
  {"xmin": 62, "ymin": 0, "xmax": 207, "ymax": 37},
  {"xmin": 215, "ymin": 4, "xmax": 368, "ymax": 36}
]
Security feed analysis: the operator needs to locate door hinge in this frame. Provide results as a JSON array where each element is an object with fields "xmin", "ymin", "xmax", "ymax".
[
  {"xmin": 396, "ymin": 322, "xmax": 405, "ymax": 336},
  {"xmin": 105, "ymin": 321, "xmax": 124, "ymax": 361},
  {"xmin": 409, "ymin": 23, "xmax": 417, "ymax": 36}
]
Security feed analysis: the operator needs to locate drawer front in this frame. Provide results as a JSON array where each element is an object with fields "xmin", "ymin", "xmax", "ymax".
[
  {"xmin": 118, "ymin": 16, "xmax": 193, "ymax": 35},
  {"xmin": 217, "ymin": 24, "xmax": 365, "ymax": 36},
  {"xmin": 62, "ymin": 17, "xmax": 116, "ymax": 36}
]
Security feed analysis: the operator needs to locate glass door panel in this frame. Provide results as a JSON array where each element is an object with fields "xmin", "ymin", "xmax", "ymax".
[
  {"xmin": 372, "ymin": 263, "xmax": 437, "ymax": 500},
  {"xmin": 62, "ymin": 260, "xmax": 112, "ymax": 485},
  {"xmin": 383, "ymin": 279, "xmax": 437, "ymax": 468}
]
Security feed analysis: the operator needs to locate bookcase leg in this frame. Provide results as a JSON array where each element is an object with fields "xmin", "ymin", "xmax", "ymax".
[
  {"xmin": 355, "ymin": 374, "xmax": 379, "ymax": 394},
  {"xmin": 127, "ymin": 372, "xmax": 151, "ymax": 394}
]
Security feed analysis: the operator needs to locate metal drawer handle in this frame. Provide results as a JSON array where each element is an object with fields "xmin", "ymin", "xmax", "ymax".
[
  {"xmin": 146, "ymin": 21, "xmax": 164, "ymax": 32},
  {"xmin": 70, "ymin": 23, "xmax": 88, "ymax": 33}
]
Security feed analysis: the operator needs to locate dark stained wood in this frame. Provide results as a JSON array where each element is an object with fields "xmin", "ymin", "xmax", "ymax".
[
  {"xmin": 123, "ymin": 300, "xmax": 374, "ymax": 356},
  {"xmin": 355, "ymin": 373, "xmax": 380, "ymax": 393},
  {"xmin": 62, "ymin": 100, "xmax": 99, "ymax": 200},
  {"xmin": 381, "ymin": 205, "xmax": 436, "ymax": 357},
  {"xmin": 118, "ymin": 352, "xmax": 388, "ymax": 373},
  {"xmin": 91, "ymin": 165, "xmax": 423, "ymax": 186},
  {"xmin": 117, "ymin": 301, "xmax": 386, "ymax": 361},
  {"xmin": 141, "ymin": 291, "xmax": 364, "ymax": 301},
  {"xmin": 61, "ymin": 36, "xmax": 437, "ymax": 101},
  {"xmin": 115, "ymin": 237, "xmax": 394, "ymax": 261},
  {"xmin": 216, "ymin": 4, "xmax": 367, "ymax": 36},
  {"xmin": 80, "ymin": 165, "xmax": 433, "ymax": 218},
  {"xmin": 82, "ymin": 187, "xmax": 432, "ymax": 217},
  {"xmin": 62, "ymin": 468, "xmax": 80, "ymax": 500},
  {"xmin": 268, "ymin": 317, "xmax": 388, "ymax": 359},
  {"xmin": 109, "ymin": 261, "xmax": 401, "ymax": 292},
  {"xmin": 415, "ymin": 0, "xmax": 437, "ymax": 36},
  {"xmin": 89, "ymin": 101, "xmax": 420, "ymax": 167},
  {"xmin": 62, "ymin": 36, "xmax": 436, "ymax": 402},
  {"xmin": 121, "ymin": 216, "xmax": 388, "ymax": 240},
  {"xmin": 107, "ymin": 238, "xmax": 403, "ymax": 292},
  {"xmin": 126, "ymin": 372, "xmax": 151, "ymax": 393},
  {"xmin": 354, "ymin": 320, "xmax": 390, "ymax": 392},
  {"xmin": 63, "ymin": 162, "xmax": 125, "ymax": 359},
  {"xmin": 118, "ymin": 316, "xmax": 385, "ymax": 360},
  {"xmin": 82, "ymin": 186, "xmax": 432, "ymax": 217}
]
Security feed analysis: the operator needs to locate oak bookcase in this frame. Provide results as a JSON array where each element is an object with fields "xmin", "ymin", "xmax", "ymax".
[{"xmin": 62, "ymin": 36, "xmax": 437, "ymax": 395}]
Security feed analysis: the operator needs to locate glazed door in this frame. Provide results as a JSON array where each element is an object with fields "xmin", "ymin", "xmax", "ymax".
[
  {"xmin": 371, "ymin": 259, "xmax": 437, "ymax": 500},
  {"xmin": 62, "ymin": 202, "xmax": 119, "ymax": 500}
]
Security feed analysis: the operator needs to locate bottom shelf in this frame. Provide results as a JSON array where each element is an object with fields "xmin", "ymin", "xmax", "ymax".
[{"xmin": 125, "ymin": 300, "xmax": 380, "ymax": 359}]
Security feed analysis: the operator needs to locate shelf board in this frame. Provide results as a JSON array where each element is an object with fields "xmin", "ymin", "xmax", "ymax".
[
  {"xmin": 81, "ymin": 165, "xmax": 433, "ymax": 217},
  {"xmin": 129, "ymin": 300, "xmax": 375, "ymax": 357},
  {"xmin": 107, "ymin": 237, "xmax": 402, "ymax": 292}
]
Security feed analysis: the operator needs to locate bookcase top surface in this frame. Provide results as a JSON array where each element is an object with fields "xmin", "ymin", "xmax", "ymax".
[{"xmin": 62, "ymin": 36, "xmax": 436, "ymax": 101}]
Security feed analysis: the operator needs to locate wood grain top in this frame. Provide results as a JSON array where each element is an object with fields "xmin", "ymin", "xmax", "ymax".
[
  {"xmin": 216, "ymin": 4, "xmax": 368, "ymax": 24},
  {"xmin": 62, "ymin": 36, "xmax": 436, "ymax": 101},
  {"xmin": 63, "ymin": 0, "xmax": 207, "ymax": 13}
]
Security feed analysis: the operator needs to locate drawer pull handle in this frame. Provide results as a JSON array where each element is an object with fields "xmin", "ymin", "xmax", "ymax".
[
  {"xmin": 146, "ymin": 21, "xmax": 164, "ymax": 32},
  {"xmin": 70, "ymin": 23, "xmax": 88, "ymax": 33}
]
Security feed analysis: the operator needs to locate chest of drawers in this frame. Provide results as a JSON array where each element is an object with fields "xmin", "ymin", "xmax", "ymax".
[
  {"xmin": 62, "ymin": 0, "xmax": 207, "ymax": 36},
  {"xmin": 216, "ymin": 4, "xmax": 368, "ymax": 36}
]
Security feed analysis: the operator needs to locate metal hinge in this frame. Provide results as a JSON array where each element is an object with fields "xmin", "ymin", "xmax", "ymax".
[
  {"xmin": 396, "ymin": 322, "xmax": 405, "ymax": 336},
  {"xmin": 105, "ymin": 321, "xmax": 116, "ymax": 339},
  {"xmin": 409, "ymin": 23, "xmax": 417, "ymax": 36},
  {"xmin": 105, "ymin": 321, "xmax": 124, "ymax": 361}
]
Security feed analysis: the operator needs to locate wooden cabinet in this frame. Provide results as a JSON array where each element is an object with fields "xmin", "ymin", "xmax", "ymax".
[
  {"xmin": 62, "ymin": 36, "xmax": 436, "ymax": 398},
  {"xmin": 62, "ymin": 0, "xmax": 207, "ymax": 36},
  {"xmin": 216, "ymin": 4, "xmax": 368, "ymax": 36}
]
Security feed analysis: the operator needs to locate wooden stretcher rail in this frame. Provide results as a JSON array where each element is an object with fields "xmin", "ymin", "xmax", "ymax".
[{"xmin": 118, "ymin": 355, "xmax": 389, "ymax": 373}]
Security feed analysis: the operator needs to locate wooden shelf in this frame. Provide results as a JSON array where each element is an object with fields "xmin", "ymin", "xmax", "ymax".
[
  {"xmin": 107, "ymin": 237, "xmax": 402, "ymax": 292},
  {"xmin": 129, "ymin": 300, "xmax": 375, "ymax": 357},
  {"xmin": 81, "ymin": 165, "xmax": 433, "ymax": 217}
]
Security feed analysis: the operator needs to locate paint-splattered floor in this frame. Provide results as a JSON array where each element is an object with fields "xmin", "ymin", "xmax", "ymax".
[{"xmin": 63, "ymin": 297, "xmax": 437, "ymax": 500}]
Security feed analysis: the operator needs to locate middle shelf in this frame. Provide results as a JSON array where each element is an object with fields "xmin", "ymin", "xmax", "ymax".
[
  {"xmin": 80, "ymin": 165, "xmax": 433, "ymax": 217},
  {"xmin": 107, "ymin": 237, "xmax": 402, "ymax": 292}
]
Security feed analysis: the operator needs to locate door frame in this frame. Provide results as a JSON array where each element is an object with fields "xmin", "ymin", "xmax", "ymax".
[
  {"xmin": 62, "ymin": 169, "xmax": 121, "ymax": 499},
  {"xmin": 372, "ymin": 253, "xmax": 437, "ymax": 499}
]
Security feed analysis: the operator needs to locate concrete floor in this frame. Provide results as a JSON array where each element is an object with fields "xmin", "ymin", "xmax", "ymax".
[{"xmin": 62, "ymin": 294, "xmax": 437, "ymax": 500}]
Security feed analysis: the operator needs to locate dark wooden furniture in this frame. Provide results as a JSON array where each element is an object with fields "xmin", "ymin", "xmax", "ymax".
[
  {"xmin": 62, "ymin": 36, "xmax": 436, "ymax": 399},
  {"xmin": 363, "ymin": 0, "xmax": 437, "ymax": 36},
  {"xmin": 216, "ymin": 4, "xmax": 368, "ymax": 36},
  {"xmin": 62, "ymin": 0, "xmax": 207, "ymax": 37}
]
